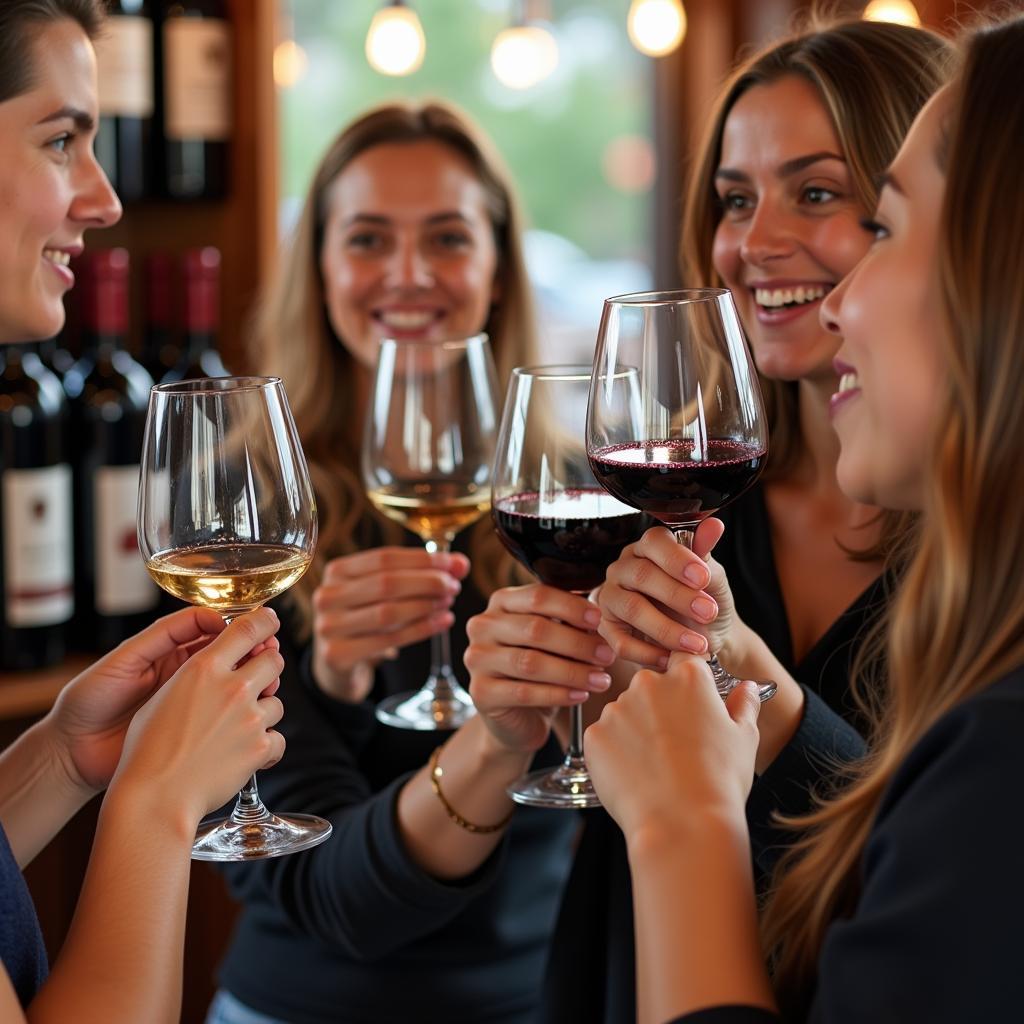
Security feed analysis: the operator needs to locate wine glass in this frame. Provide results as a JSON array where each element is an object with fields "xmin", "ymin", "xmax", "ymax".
[
  {"xmin": 492, "ymin": 366, "xmax": 650, "ymax": 808},
  {"xmin": 362, "ymin": 334, "xmax": 500, "ymax": 730},
  {"xmin": 138, "ymin": 376, "xmax": 333, "ymax": 861},
  {"xmin": 587, "ymin": 289, "xmax": 776, "ymax": 702}
]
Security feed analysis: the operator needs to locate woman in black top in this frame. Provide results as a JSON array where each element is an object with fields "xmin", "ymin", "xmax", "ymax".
[{"xmin": 585, "ymin": 15, "xmax": 1024, "ymax": 1021}]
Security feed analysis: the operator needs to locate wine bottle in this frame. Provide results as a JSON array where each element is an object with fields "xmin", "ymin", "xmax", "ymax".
[
  {"xmin": 156, "ymin": 0, "xmax": 231, "ymax": 200},
  {"xmin": 64, "ymin": 249, "xmax": 160, "ymax": 652},
  {"xmin": 161, "ymin": 246, "xmax": 229, "ymax": 381},
  {"xmin": 0, "ymin": 346, "xmax": 74, "ymax": 670},
  {"xmin": 93, "ymin": 0, "xmax": 155, "ymax": 203},
  {"xmin": 140, "ymin": 251, "xmax": 181, "ymax": 381}
]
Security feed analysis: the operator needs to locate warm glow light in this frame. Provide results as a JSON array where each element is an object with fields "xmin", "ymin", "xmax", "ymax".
[
  {"xmin": 627, "ymin": 0, "xmax": 687, "ymax": 58},
  {"xmin": 273, "ymin": 39, "xmax": 308, "ymax": 88},
  {"xmin": 490, "ymin": 24, "xmax": 559, "ymax": 90},
  {"xmin": 862, "ymin": 0, "xmax": 921, "ymax": 27},
  {"xmin": 365, "ymin": 2, "xmax": 425, "ymax": 77}
]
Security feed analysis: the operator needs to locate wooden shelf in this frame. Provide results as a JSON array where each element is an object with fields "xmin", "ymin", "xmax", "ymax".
[{"xmin": 0, "ymin": 657, "xmax": 92, "ymax": 720}]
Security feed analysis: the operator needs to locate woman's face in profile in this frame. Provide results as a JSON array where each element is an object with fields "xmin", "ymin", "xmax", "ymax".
[
  {"xmin": 822, "ymin": 88, "xmax": 950, "ymax": 511},
  {"xmin": 318, "ymin": 139, "xmax": 500, "ymax": 373},
  {"xmin": 0, "ymin": 18, "xmax": 120, "ymax": 344},
  {"xmin": 711, "ymin": 74, "xmax": 871, "ymax": 388}
]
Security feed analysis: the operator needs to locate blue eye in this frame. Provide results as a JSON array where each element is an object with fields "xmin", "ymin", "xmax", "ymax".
[
  {"xmin": 858, "ymin": 217, "xmax": 889, "ymax": 240},
  {"xmin": 49, "ymin": 133, "xmax": 71, "ymax": 153}
]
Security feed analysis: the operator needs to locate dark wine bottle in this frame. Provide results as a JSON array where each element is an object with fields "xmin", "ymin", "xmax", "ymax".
[
  {"xmin": 64, "ymin": 249, "xmax": 160, "ymax": 652},
  {"xmin": 93, "ymin": 0, "xmax": 155, "ymax": 203},
  {"xmin": 156, "ymin": 0, "xmax": 231, "ymax": 200},
  {"xmin": 0, "ymin": 346, "xmax": 74, "ymax": 669},
  {"xmin": 140, "ymin": 251, "xmax": 181, "ymax": 381},
  {"xmin": 161, "ymin": 246, "xmax": 229, "ymax": 381}
]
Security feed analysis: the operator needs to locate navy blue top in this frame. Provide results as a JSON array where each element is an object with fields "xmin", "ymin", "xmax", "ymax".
[
  {"xmin": 668, "ymin": 666, "xmax": 1024, "ymax": 1023},
  {"xmin": 542, "ymin": 484, "xmax": 887, "ymax": 1023},
  {"xmin": 217, "ymin": 529, "xmax": 576, "ymax": 1024},
  {"xmin": 0, "ymin": 819, "xmax": 47, "ymax": 1007}
]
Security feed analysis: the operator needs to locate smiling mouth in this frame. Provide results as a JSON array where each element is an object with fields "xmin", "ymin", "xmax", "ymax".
[
  {"xmin": 836, "ymin": 370, "xmax": 860, "ymax": 394},
  {"xmin": 43, "ymin": 249, "xmax": 71, "ymax": 267},
  {"xmin": 373, "ymin": 310, "xmax": 443, "ymax": 331},
  {"xmin": 754, "ymin": 284, "xmax": 831, "ymax": 310}
]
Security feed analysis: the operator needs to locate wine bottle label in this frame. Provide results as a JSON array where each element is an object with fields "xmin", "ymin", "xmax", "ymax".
[
  {"xmin": 2, "ymin": 465, "xmax": 74, "ymax": 627},
  {"xmin": 163, "ymin": 18, "xmax": 232, "ymax": 141},
  {"xmin": 94, "ymin": 465, "xmax": 159, "ymax": 615},
  {"xmin": 94, "ymin": 16, "xmax": 155, "ymax": 118}
]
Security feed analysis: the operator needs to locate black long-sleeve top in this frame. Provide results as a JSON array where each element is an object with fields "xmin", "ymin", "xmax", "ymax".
[
  {"xmin": 216, "ymin": 532, "xmax": 576, "ymax": 1024},
  {"xmin": 669, "ymin": 665, "xmax": 1024, "ymax": 1023},
  {"xmin": 542, "ymin": 485, "xmax": 889, "ymax": 1023}
]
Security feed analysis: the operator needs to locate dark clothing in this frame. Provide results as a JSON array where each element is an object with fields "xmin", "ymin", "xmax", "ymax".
[
  {"xmin": 217, "ymin": 531, "xmax": 576, "ymax": 1024},
  {"xmin": 668, "ymin": 666, "xmax": 1024, "ymax": 1023},
  {"xmin": 542, "ymin": 484, "xmax": 887, "ymax": 1024},
  {"xmin": 0, "ymin": 820, "xmax": 47, "ymax": 1007}
]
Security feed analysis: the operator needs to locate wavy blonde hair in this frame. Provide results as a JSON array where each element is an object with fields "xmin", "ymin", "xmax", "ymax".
[
  {"xmin": 679, "ymin": 19, "xmax": 952, "ymax": 563},
  {"xmin": 255, "ymin": 101, "xmax": 534, "ymax": 636},
  {"xmin": 761, "ymin": 17, "xmax": 1024, "ymax": 1013}
]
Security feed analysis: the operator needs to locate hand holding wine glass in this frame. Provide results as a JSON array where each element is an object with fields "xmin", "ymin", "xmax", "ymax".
[
  {"xmin": 362, "ymin": 335, "xmax": 499, "ymax": 731},
  {"xmin": 587, "ymin": 289, "xmax": 776, "ymax": 702},
  {"xmin": 138, "ymin": 376, "xmax": 332, "ymax": 861}
]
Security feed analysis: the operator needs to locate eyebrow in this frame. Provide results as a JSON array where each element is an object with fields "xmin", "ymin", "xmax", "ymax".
[
  {"xmin": 37, "ymin": 105, "xmax": 95, "ymax": 132},
  {"xmin": 340, "ymin": 210, "xmax": 473, "ymax": 229},
  {"xmin": 714, "ymin": 150, "xmax": 846, "ymax": 184}
]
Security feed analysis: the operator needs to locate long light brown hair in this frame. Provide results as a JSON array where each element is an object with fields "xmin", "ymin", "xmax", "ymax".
[
  {"xmin": 680, "ymin": 19, "xmax": 952, "ymax": 562},
  {"xmin": 762, "ymin": 17, "xmax": 1024, "ymax": 1013},
  {"xmin": 256, "ymin": 101, "xmax": 535, "ymax": 635}
]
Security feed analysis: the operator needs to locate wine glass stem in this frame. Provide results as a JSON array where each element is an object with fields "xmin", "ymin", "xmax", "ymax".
[
  {"xmin": 565, "ymin": 704, "xmax": 585, "ymax": 764},
  {"xmin": 425, "ymin": 537, "xmax": 458, "ymax": 696}
]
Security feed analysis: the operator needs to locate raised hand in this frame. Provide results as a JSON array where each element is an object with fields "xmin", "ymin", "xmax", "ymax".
[
  {"xmin": 597, "ymin": 519, "xmax": 740, "ymax": 668},
  {"xmin": 466, "ymin": 583, "xmax": 615, "ymax": 752},
  {"xmin": 311, "ymin": 547, "xmax": 469, "ymax": 702}
]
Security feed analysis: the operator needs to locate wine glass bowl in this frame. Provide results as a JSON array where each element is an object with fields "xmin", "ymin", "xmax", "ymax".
[
  {"xmin": 492, "ymin": 365, "xmax": 650, "ymax": 808},
  {"xmin": 362, "ymin": 334, "xmax": 500, "ymax": 731},
  {"xmin": 138, "ymin": 376, "xmax": 332, "ymax": 861},
  {"xmin": 587, "ymin": 289, "xmax": 776, "ymax": 702}
]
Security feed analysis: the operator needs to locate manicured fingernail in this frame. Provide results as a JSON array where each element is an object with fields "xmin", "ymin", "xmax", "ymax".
[
  {"xmin": 683, "ymin": 564, "xmax": 708, "ymax": 588},
  {"xmin": 568, "ymin": 689, "xmax": 590, "ymax": 702},
  {"xmin": 431, "ymin": 611, "xmax": 455, "ymax": 628},
  {"xmin": 432, "ymin": 596, "xmax": 454, "ymax": 609},
  {"xmin": 588, "ymin": 671, "xmax": 612, "ymax": 691},
  {"xmin": 266, "ymin": 607, "xmax": 278, "ymax": 619},
  {"xmin": 690, "ymin": 596, "xmax": 717, "ymax": 622},
  {"xmin": 444, "ymin": 577, "xmax": 462, "ymax": 593},
  {"xmin": 657, "ymin": 655, "xmax": 669, "ymax": 670},
  {"xmin": 583, "ymin": 607, "xmax": 602, "ymax": 627},
  {"xmin": 594, "ymin": 644, "xmax": 615, "ymax": 665},
  {"xmin": 680, "ymin": 632, "xmax": 707, "ymax": 653}
]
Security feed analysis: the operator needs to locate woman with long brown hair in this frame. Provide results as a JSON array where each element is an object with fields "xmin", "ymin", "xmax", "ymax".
[
  {"xmin": 586, "ymin": 13, "xmax": 1024, "ymax": 1021},
  {"xmin": 208, "ymin": 102, "xmax": 613, "ymax": 1024}
]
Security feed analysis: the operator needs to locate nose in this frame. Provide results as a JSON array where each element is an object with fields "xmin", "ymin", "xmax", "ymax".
[
  {"xmin": 388, "ymin": 237, "xmax": 433, "ymax": 290},
  {"xmin": 820, "ymin": 272, "xmax": 850, "ymax": 335},
  {"xmin": 70, "ymin": 148, "xmax": 122, "ymax": 229},
  {"xmin": 738, "ymin": 197, "xmax": 796, "ymax": 266}
]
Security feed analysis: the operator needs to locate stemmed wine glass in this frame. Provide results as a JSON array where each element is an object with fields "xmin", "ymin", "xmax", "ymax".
[
  {"xmin": 362, "ymin": 334, "xmax": 500, "ymax": 730},
  {"xmin": 492, "ymin": 366, "xmax": 650, "ymax": 808},
  {"xmin": 138, "ymin": 376, "xmax": 333, "ymax": 860},
  {"xmin": 587, "ymin": 289, "xmax": 776, "ymax": 701}
]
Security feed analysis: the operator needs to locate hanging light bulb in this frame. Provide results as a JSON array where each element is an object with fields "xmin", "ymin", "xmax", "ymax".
[
  {"xmin": 627, "ymin": 0, "xmax": 687, "ymax": 58},
  {"xmin": 862, "ymin": 0, "xmax": 921, "ymax": 27},
  {"xmin": 365, "ymin": 1, "xmax": 426, "ymax": 77},
  {"xmin": 491, "ymin": 21, "xmax": 559, "ymax": 90}
]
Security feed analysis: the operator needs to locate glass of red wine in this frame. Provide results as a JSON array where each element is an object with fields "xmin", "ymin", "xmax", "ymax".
[
  {"xmin": 492, "ymin": 365, "xmax": 651, "ymax": 808},
  {"xmin": 587, "ymin": 289, "xmax": 776, "ymax": 702}
]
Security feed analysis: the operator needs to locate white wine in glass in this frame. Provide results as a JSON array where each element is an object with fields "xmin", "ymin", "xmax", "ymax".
[
  {"xmin": 363, "ymin": 335, "xmax": 500, "ymax": 731},
  {"xmin": 138, "ymin": 376, "xmax": 332, "ymax": 861}
]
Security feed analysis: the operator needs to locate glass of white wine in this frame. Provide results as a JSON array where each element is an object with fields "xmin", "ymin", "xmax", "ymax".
[
  {"xmin": 138, "ymin": 376, "xmax": 333, "ymax": 861},
  {"xmin": 363, "ymin": 335, "xmax": 500, "ymax": 730}
]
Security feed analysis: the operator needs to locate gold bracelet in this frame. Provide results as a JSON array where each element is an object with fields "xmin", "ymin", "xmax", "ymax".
[{"xmin": 428, "ymin": 744, "xmax": 515, "ymax": 835}]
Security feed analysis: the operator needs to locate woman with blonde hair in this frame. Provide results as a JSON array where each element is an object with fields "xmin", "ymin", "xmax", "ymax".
[
  {"xmin": 586, "ymin": 12, "xmax": 1024, "ymax": 1021},
  {"xmin": 208, "ymin": 101, "xmax": 613, "ymax": 1024}
]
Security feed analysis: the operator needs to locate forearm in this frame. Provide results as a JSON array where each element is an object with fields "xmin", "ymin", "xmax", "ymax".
[
  {"xmin": 29, "ymin": 785, "xmax": 195, "ymax": 1024},
  {"xmin": 0, "ymin": 717, "xmax": 92, "ymax": 867},
  {"xmin": 396, "ymin": 716, "xmax": 532, "ymax": 879},
  {"xmin": 628, "ymin": 814, "xmax": 777, "ymax": 1024}
]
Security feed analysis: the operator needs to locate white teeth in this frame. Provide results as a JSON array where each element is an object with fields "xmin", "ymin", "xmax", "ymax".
[
  {"xmin": 837, "ymin": 371, "xmax": 860, "ymax": 394},
  {"xmin": 378, "ymin": 310, "xmax": 437, "ymax": 330},
  {"xmin": 43, "ymin": 249, "xmax": 70, "ymax": 266},
  {"xmin": 754, "ymin": 285, "xmax": 828, "ymax": 308}
]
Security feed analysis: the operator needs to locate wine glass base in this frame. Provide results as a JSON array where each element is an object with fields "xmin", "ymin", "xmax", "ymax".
[
  {"xmin": 708, "ymin": 654, "xmax": 777, "ymax": 703},
  {"xmin": 375, "ymin": 685, "xmax": 476, "ymax": 731},
  {"xmin": 191, "ymin": 812, "xmax": 333, "ymax": 862},
  {"xmin": 507, "ymin": 762, "xmax": 602, "ymax": 809}
]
